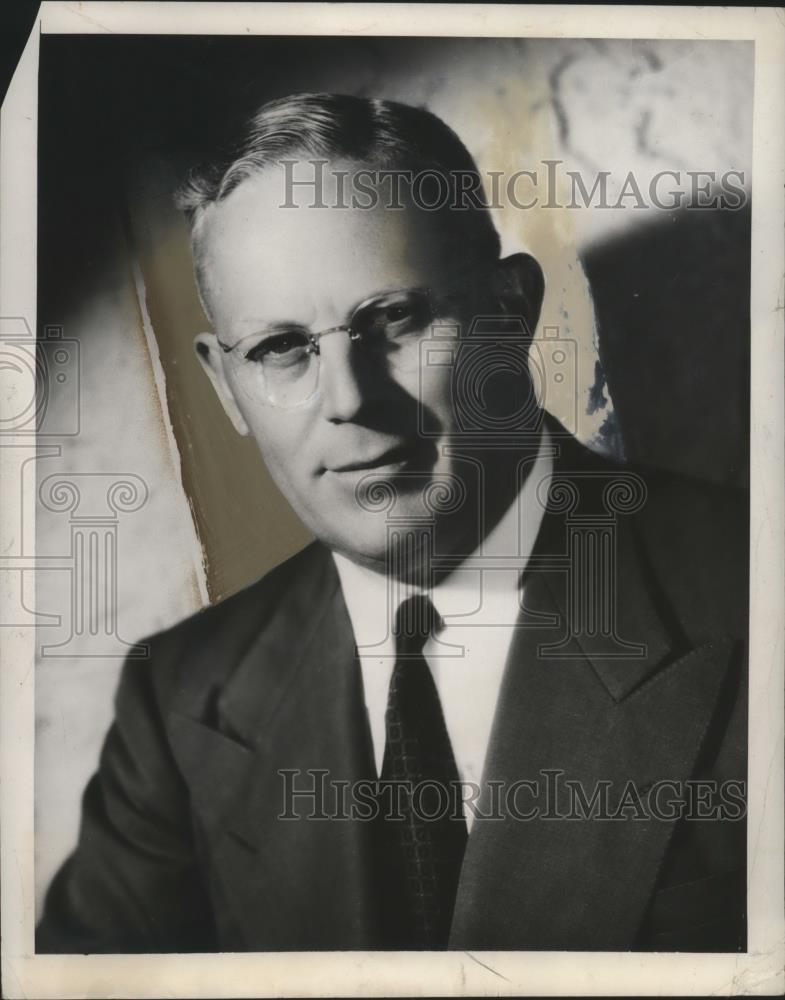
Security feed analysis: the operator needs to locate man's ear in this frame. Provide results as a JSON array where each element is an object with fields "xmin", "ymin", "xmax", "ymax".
[
  {"xmin": 487, "ymin": 252, "xmax": 545, "ymax": 336},
  {"xmin": 193, "ymin": 333, "xmax": 250, "ymax": 436}
]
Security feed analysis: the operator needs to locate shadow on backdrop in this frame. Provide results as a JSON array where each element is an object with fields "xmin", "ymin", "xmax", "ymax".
[{"xmin": 582, "ymin": 206, "xmax": 750, "ymax": 488}]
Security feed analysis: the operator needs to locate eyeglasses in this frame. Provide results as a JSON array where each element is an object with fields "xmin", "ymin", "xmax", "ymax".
[{"xmin": 215, "ymin": 287, "xmax": 447, "ymax": 409}]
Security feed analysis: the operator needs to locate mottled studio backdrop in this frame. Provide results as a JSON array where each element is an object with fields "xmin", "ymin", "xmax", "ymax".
[{"xmin": 32, "ymin": 36, "xmax": 752, "ymax": 912}]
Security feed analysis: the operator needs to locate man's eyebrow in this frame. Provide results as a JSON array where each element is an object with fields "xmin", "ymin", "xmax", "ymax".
[
  {"xmin": 230, "ymin": 319, "xmax": 312, "ymax": 340},
  {"xmin": 226, "ymin": 286, "xmax": 426, "ymax": 342}
]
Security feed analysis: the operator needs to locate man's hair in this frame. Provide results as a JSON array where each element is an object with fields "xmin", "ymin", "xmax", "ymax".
[{"xmin": 175, "ymin": 92, "xmax": 501, "ymax": 267}]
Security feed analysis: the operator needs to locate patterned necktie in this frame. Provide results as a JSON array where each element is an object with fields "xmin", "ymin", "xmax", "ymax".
[{"xmin": 377, "ymin": 594, "xmax": 468, "ymax": 949}]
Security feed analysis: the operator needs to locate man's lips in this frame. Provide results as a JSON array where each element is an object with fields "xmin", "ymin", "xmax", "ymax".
[{"xmin": 325, "ymin": 442, "xmax": 420, "ymax": 474}]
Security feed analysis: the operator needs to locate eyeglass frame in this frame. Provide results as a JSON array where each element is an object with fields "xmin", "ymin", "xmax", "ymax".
[
  {"xmin": 211, "ymin": 285, "xmax": 473, "ymax": 408},
  {"xmin": 214, "ymin": 285, "xmax": 447, "ymax": 360},
  {"xmin": 207, "ymin": 264, "xmax": 526, "ymax": 409}
]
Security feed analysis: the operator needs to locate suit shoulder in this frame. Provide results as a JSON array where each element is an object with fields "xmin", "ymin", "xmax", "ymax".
[
  {"xmin": 635, "ymin": 467, "xmax": 748, "ymax": 568},
  {"xmin": 556, "ymin": 430, "xmax": 747, "ymax": 566},
  {"xmin": 135, "ymin": 540, "xmax": 331, "ymax": 702},
  {"xmin": 558, "ymin": 435, "xmax": 748, "ymax": 638},
  {"xmin": 630, "ymin": 467, "xmax": 749, "ymax": 638}
]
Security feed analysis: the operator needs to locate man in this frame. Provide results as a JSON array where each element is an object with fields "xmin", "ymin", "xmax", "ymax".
[{"xmin": 37, "ymin": 93, "xmax": 747, "ymax": 953}]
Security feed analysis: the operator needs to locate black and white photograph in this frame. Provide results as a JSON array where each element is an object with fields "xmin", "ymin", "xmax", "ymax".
[{"xmin": 1, "ymin": 3, "xmax": 783, "ymax": 998}]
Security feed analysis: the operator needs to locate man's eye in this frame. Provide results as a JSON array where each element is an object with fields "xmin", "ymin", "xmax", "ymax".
[
  {"xmin": 245, "ymin": 331, "xmax": 310, "ymax": 363},
  {"xmin": 383, "ymin": 304, "xmax": 415, "ymax": 324},
  {"xmin": 362, "ymin": 300, "xmax": 428, "ymax": 339}
]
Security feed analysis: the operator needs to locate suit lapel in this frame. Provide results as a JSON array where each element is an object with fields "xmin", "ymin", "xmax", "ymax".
[
  {"xmin": 450, "ymin": 449, "xmax": 741, "ymax": 950},
  {"xmin": 169, "ymin": 547, "xmax": 381, "ymax": 950}
]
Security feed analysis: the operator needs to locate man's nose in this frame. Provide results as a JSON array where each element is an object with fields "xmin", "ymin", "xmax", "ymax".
[{"xmin": 316, "ymin": 331, "xmax": 369, "ymax": 423}]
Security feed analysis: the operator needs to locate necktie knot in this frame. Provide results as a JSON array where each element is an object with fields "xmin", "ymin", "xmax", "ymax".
[{"xmin": 393, "ymin": 594, "xmax": 440, "ymax": 657}]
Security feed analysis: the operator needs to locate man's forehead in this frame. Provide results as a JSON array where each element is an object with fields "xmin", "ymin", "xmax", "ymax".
[
  {"xmin": 195, "ymin": 165, "xmax": 459, "ymax": 332},
  {"xmin": 198, "ymin": 163, "xmax": 454, "ymax": 248}
]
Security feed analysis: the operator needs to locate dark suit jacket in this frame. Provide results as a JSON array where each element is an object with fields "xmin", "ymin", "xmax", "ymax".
[{"xmin": 37, "ymin": 433, "xmax": 748, "ymax": 953}]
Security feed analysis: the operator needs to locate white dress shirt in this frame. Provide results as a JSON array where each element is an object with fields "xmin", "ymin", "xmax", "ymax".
[{"xmin": 333, "ymin": 430, "xmax": 552, "ymax": 832}]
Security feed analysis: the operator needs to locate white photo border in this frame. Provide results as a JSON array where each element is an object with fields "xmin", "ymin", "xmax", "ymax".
[{"xmin": 1, "ymin": 3, "xmax": 783, "ymax": 997}]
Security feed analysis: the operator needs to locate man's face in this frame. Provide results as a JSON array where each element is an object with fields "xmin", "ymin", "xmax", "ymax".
[{"xmin": 195, "ymin": 165, "xmax": 514, "ymax": 570}]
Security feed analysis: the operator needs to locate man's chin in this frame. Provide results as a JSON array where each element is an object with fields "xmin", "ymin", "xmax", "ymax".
[
  {"xmin": 296, "ymin": 475, "xmax": 452, "ymax": 575},
  {"xmin": 318, "ymin": 518, "xmax": 426, "ymax": 578},
  {"xmin": 322, "ymin": 529, "xmax": 388, "ymax": 573},
  {"xmin": 331, "ymin": 545, "xmax": 390, "ymax": 576}
]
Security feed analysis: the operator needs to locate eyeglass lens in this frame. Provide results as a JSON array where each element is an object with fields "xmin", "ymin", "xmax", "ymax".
[{"xmin": 225, "ymin": 289, "xmax": 438, "ymax": 408}]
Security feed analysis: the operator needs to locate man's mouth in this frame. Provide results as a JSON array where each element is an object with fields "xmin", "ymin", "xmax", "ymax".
[{"xmin": 326, "ymin": 442, "xmax": 420, "ymax": 474}]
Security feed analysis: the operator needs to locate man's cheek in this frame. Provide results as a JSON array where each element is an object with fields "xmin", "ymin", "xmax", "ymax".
[
  {"xmin": 416, "ymin": 368, "xmax": 456, "ymax": 433},
  {"xmin": 245, "ymin": 426, "xmax": 294, "ymax": 487},
  {"xmin": 248, "ymin": 412, "xmax": 298, "ymax": 458}
]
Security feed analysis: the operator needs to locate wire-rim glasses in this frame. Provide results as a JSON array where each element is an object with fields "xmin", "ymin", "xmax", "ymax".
[{"xmin": 214, "ymin": 287, "xmax": 447, "ymax": 409}]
